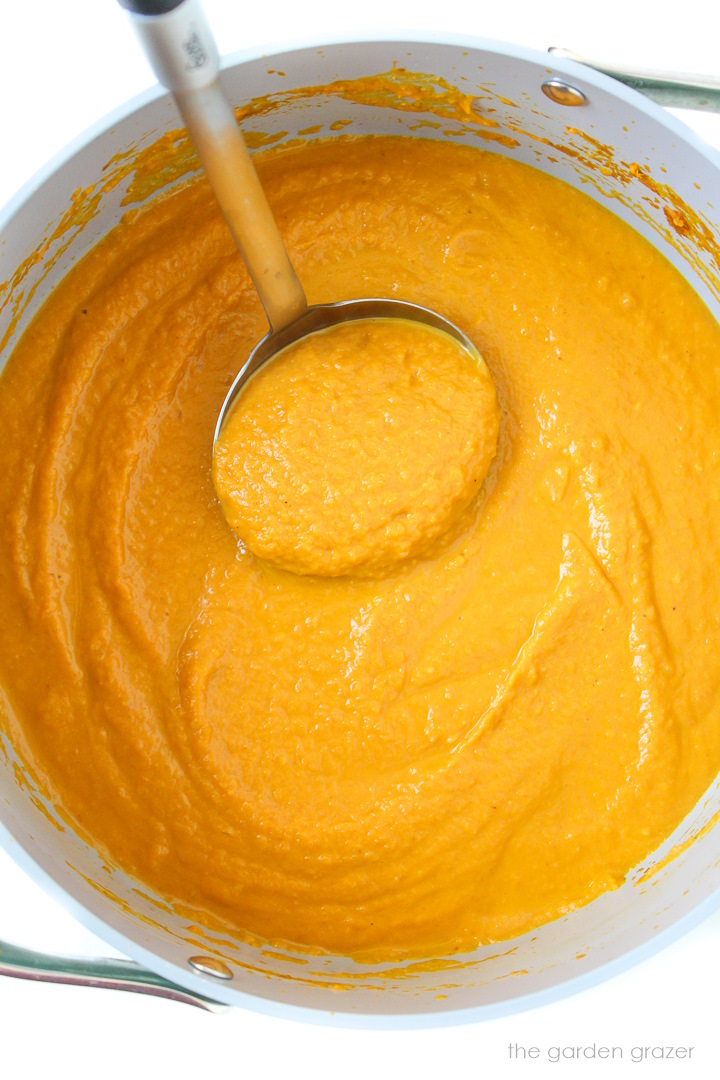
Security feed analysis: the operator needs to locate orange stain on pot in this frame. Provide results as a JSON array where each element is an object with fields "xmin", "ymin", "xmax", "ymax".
[{"xmin": 635, "ymin": 803, "xmax": 720, "ymax": 886}]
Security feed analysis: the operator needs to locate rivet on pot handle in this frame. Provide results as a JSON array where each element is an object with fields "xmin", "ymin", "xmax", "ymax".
[
  {"xmin": 549, "ymin": 48, "xmax": 720, "ymax": 113},
  {"xmin": 0, "ymin": 938, "xmax": 227, "ymax": 1012}
]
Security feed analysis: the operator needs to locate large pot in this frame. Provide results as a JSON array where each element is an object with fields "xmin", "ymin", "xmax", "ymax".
[{"xmin": 1, "ymin": 35, "xmax": 719, "ymax": 1023}]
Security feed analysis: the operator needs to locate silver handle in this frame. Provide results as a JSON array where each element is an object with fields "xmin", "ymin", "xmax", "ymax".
[
  {"xmin": 118, "ymin": 0, "xmax": 307, "ymax": 331},
  {"xmin": 118, "ymin": 0, "xmax": 220, "ymax": 93},
  {"xmin": 549, "ymin": 48, "xmax": 720, "ymax": 113},
  {"xmin": 0, "ymin": 938, "xmax": 226, "ymax": 1012}
]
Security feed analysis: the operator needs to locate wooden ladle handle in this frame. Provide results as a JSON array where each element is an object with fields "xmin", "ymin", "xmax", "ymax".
[{"xmin": 118, "ymin": 0, "xmax": 307, "ymax": 331}]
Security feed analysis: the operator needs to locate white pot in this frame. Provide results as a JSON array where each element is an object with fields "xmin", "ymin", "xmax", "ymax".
[{"xmin": 1, "ymin": 35, "xmax": 719, "ymax": 1024}]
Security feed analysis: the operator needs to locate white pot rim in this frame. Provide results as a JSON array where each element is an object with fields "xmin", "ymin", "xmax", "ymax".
[{"xmin": 3, "ymin": 30, "xmax": 719, "ymax": 231}]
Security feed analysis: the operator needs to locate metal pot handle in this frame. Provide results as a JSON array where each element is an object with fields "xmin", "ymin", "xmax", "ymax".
[
  {"xmin": 549, "ymin": 48, "xmax": 720, "ymax": 113},
  {"xmin": 0, "ymin": 937, "xmax": 226, "ymax": 1011}
]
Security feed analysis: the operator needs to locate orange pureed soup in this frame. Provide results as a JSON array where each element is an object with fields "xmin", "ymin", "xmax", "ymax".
[{"xmin": 2, "ymin": 136, "xmax": 720, "ymax": 960}]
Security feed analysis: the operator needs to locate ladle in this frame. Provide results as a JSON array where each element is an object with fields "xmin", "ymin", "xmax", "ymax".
[{"xmin": 118, "ymin": 0, "xmax": 479, "ymax": 443}]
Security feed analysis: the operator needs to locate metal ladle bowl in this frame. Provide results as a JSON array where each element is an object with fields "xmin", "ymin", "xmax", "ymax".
[
  {"xmin": 120, "ymin": 0, "xmax": 480, "ymax": 445},
  {"xmin": 214, "ymin": 299, "xmax": 478, "ymax": 444}
]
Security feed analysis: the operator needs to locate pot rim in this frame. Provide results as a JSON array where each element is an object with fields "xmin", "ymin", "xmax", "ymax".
[{"xmin": 2, "ymin": 28, "xmax": 720, "ymax": 233}]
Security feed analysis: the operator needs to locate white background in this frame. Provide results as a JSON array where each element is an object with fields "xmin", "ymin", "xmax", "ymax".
[{"xmin": 2, "ymin": 1, "xmax": 720, "ymax": 1077}]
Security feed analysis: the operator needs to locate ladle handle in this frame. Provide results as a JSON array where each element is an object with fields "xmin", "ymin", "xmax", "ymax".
[{"xmin": 118, "ymin": 0, "xmax": 307, "ymax": 331}]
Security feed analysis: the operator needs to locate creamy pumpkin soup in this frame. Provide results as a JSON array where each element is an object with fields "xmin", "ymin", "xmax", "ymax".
[{"xmin": 1, "ymin": 136, "xmax": 720, "ymax": 960}]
